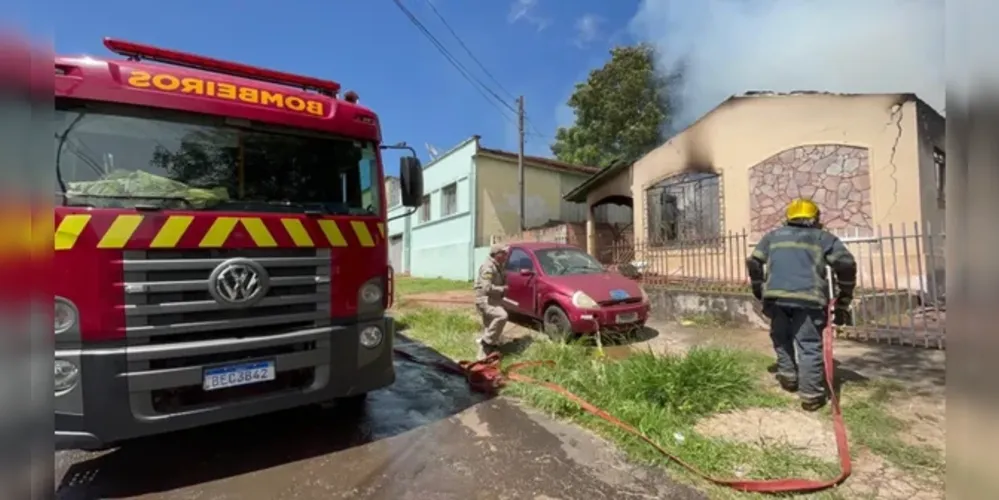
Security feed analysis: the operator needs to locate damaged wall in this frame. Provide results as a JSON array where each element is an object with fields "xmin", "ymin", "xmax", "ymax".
[{"xmin": 630, "ymin": 92, "xmax": 930, "ymax": 239}]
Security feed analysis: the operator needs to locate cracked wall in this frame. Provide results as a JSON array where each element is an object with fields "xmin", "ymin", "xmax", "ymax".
[{"xmin": 748, "ymin": 145, "xmax": 872, "ymax": 238}]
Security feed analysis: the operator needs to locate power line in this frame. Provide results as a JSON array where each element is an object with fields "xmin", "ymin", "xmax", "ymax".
[
  {"xmin": 420, "ymin": 0, "xmax": 551, "ymax": 139},
  {"xmin": 422, "ymin": 0, "xmax": 517, "ymax": 103},
  {"xmin": 391, "ymin": 0, "xmax": 517, "ymax": 123}
]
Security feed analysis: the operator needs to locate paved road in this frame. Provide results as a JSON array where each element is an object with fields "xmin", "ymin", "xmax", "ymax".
[{"xmin": 56, "ymin": 337, "xmax": 704, "ymax": 500}]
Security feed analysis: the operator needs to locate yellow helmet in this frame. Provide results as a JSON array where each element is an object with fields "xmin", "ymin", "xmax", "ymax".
[{"xmin": 785, "ymin": 198, "xmax": 820, "ymax": 222}]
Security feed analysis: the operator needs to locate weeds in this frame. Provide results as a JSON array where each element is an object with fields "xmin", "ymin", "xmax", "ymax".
[
  {"xmin": 395, "ymin": 307, "xmax": 480, "ymax": 360},
  {"xmin": 396, "ymin": 307, "xmax": 939, "ymax": 498},
  {"xmin": 837, "ymin": 379, "xmax": 944, "ymax": 477}
]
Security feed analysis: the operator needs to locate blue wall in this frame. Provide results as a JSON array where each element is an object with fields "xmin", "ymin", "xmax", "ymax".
[{"xmin": 388, "ymin": 138, "xmax": 478, "ymax": 281}]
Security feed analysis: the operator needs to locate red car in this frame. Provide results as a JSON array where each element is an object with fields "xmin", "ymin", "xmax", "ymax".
[{"xmin": 501, "ymin": 242, "xmax": 651, "ymax": 337}]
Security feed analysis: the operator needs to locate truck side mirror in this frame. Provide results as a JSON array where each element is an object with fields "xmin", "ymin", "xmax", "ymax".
[{"xmin": 399, "ymin": 156, "xmax": 424, "ymax": 208}]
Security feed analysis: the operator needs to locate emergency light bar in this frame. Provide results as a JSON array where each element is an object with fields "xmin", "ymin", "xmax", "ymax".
[{"xmin": 102, "ymin": 38, "xmax": 342, "ymax": 97}]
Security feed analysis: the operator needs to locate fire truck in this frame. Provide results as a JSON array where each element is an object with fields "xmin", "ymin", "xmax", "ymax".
[{"xmin": 53, "ymin": 38, "xmax": 424, "ymax": 450}]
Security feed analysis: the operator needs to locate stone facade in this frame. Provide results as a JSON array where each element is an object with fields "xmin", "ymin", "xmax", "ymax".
[{"xmin": 748, "ymin": 145, "xmax": 872, "ymax": 237}]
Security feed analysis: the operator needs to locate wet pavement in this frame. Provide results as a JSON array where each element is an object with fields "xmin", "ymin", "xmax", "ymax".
[{"xmin": 55, "ymin": 336, "xmax": 705, "ymax": 500}]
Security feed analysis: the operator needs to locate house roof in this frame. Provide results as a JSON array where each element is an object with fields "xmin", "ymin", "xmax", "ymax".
[
  {"xmin": 562, "ymin": 158, "xmax": 632, "ymax": 203},
  {"xmin": 476, "ymin": 147, "xmax": 599, "ymax": 176},
  {"xmin": 560, "ymin": 91, "xmax": 939, "ymax": 204}
]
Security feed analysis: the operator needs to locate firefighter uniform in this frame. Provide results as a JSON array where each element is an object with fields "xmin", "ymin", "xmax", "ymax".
[
  {"xmin": 746, "ymin": 199, "xmax": 857, "ymax": 411},
  {"xmin": 474, "ymin": 244, "xmax": 510, "ymax": 360}
]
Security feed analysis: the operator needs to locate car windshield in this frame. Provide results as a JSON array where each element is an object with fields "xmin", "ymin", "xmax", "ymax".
[
  {"xmin": 535, "ymin": 248, "xmax": 605, "ymax": 276},
  {"xmin": 54, "ymin": 99, "xmax": 380, "ymax": 215}
]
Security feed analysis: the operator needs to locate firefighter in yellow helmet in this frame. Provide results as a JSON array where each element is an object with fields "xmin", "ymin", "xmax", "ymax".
[{"xmin": 745, "ymin": 198, "xmax": 857, "ymax": 411}]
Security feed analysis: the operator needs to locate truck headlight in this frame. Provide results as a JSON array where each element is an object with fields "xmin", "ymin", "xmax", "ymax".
[
  {"xmin": 55, "ymin": 297, "xmax": 78, "ymax": 335},
  {"xmin": 360, "ymin": 281, "xmax": 383, "ymax": 305},
  {"xmin": 359, "ymin": 325, "xmax": 384, "ymax": 348},
  {"xmin": 571, "ymin": 291, "xmax": 598, "ymax": 309},
  {"xmin": 54, "ymin": 359, "xmax": 80, "ymax": 394}
]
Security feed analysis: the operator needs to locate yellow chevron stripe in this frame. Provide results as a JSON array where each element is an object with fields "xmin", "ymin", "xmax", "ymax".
[
  {"xmin": 317, "ymin": 220, "xmax": 347, "ymax": 247},
  {"xmin": 351, "ymin": 221, "xmax": 375, "ymax": 247},
  {"xmin": 97, "ymin": 215, "xmax": 143, "ymax": 249},
  {"xmin": 199, "ymin": 217, "xmax": 239, "ymax": 247},
  {"xmin": 55, "ymin": 215, "xmax": 90, "ymax": 251},
  {"xmin": 150, "ymin": 215, "xmax": 193, "ymax": 248},
  {"xmin": 281, "ymin": 219, "xmax": 314, "ymax": 247},
  {"xmin": 377, "ymin": 223, "xmax": 385, "ymax": 238},
  {"xmin": 241, "ymin": 218, "xmax": 277, "ymax": 247}
]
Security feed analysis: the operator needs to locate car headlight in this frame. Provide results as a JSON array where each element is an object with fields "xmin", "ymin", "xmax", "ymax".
[
  {"xmin": 360, "ymin": 281, "xmax": 384, "ymax": 305},
  {"xmin": 55, "ymin": 297, "xmax": 78, "ymax": 335},
  {"xmin": 359, "ymin": 325, "xmax": 384, "ymax": 348},
  {"xmin": 54, "ymin": 359, "xmax": 80, "ymax": 394},
  {"xmin": 571, "ymin": 291, "xmax": 598, "ymax": 309}
]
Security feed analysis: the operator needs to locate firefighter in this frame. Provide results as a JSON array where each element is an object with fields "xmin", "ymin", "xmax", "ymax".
[
  {"xmin": 746, "ymin": 198, "xmax": 857, "ymax": 411},
  {"xmin": 473, "ymin": 243, "xmax": 510, "ymax": 360}
]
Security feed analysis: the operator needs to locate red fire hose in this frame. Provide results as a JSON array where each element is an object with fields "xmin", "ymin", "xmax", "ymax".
[{"xmin": 393, "ymin": 300, "xmax": 850, "ymax": 494}]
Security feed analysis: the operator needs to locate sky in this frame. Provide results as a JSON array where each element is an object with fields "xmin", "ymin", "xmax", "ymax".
[{"xmin": 8, "ymin": 0, "xmax": 945, "ymax": 176}]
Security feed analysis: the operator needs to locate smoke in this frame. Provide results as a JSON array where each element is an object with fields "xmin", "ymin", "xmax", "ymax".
[{"xmin": 630, "ymin": 0, "xmax": 945, "ymax": 128}]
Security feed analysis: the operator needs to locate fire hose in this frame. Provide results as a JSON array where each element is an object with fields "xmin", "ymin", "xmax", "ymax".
[
  {"xmin": 394, "ymin": 263, "xmax": 851, "ymax": 494},
  {"xmin": 392, "ymin": 297, "xmax": 850, "ymax": 494}
]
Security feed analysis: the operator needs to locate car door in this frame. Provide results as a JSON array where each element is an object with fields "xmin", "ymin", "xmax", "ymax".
[{"xmin": 503, "ymin": 248, "xmax": 536, "ymax": 315}]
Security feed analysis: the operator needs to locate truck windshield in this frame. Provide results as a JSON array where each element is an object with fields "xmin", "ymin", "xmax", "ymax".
[{"xmin": 54, "ymin": 100, "xmax": 380, "ymax": 216}]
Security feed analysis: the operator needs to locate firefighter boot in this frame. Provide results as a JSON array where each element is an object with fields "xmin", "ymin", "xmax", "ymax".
[
  {"xmin": 476, "ymin": 340, "xmax": 500, "ymax": 361},
  {"xmin": 801, "ymin": 395, "xmax": 827, "ymax": 412},
  {"xmin": 775, "ymin": 373, "xmax": 799, "ymax": 393}
]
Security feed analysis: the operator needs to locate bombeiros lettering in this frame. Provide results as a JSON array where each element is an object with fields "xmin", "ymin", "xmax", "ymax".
[{"xmin": 126, "ymin": 70, "xmax": 326, "ymax": 117}]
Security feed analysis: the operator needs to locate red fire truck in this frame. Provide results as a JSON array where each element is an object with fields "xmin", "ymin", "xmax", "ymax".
[{"xmin": 53, "ymin": 38, "xmax": 423, "ymax": 450}]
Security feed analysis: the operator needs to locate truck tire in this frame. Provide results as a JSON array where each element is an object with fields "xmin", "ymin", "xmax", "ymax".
[{"xmin": 336, "ymin": 393, "xmax": 368, "ymax": 412}]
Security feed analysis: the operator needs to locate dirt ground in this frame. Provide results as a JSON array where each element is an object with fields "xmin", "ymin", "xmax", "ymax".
[
  {"xmin": 654, "ymin": 323, "xmax": 945, "ymax": 499},
  {"xmin": 399, "ymin": 294, "xmax": 947, "ymax": 500}
]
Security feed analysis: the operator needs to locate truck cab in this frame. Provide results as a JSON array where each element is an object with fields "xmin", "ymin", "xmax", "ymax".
[{"xmin": 54, "ymin": 38, "xmax": 423, "ymax": 450}]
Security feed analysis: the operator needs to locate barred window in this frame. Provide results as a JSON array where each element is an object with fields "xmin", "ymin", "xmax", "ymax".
[
  {"xmin": 933, "ymin": 147, "xmax": 945, "ymax": 209},
  {"xmin": 645, "ymin": 172, "xmax": 721, "ymax": 244}
]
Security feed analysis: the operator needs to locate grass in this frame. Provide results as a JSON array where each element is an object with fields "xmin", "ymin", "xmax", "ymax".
[
  {"xmin": 395, "ymin": 306, "xmax": 942, "ymax": 498},
  {"xmin": 395, "ymin": 307, "xmax": 481, "ymax": 360},
  {"xmin": 836, "ymin": 379, "xmax": 944, "ymax": 478},
  {"xmin": 396, "ymin": 307, "xmax": 836, "ymax": 489},
  {"xmin": 394, "ymin": 276, "xmax": 471, "ymax": 297}
]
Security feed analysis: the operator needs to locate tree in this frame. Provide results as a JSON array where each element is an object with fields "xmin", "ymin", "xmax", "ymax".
[{"xmin": 550, "ymin": 44, "xmax": 679, "ymax": 167}]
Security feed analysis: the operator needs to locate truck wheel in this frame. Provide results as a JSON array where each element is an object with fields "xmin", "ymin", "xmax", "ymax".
[
  {"xmin": 336, "ymin": 393, "xmax": 368, "ymax": 412},
  {"xmin": 542, "ymin": 305, "xmax": 574, "ymax": 342}
]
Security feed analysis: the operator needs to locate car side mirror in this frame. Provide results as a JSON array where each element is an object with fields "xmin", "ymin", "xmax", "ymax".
[
  {"xmin": 518, "ymin": 268, "xmax": 534, "ymax": 276},
  {"xmin": 399, "ymin": 156, "xmax": 424, "ymax": 208}
]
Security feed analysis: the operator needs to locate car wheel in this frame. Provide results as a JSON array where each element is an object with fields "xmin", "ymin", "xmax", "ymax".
[{"xmin": 542, "ymin": 305, "xmax": 574, "ymax": 342}]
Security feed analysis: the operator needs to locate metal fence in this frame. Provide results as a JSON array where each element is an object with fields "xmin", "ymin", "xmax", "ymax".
[{"xmin": 605, "ymin": 222, "xmax": 946, "ymax": 349}]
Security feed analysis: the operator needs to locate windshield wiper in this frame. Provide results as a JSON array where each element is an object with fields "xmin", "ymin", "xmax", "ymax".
[
  {"xmin": 264, "ymin": 200, "xmax": 329, "ymax": 216},
  {"xmin": 210, "ymin": 200, "xmax": 337, "ymax": 216},
  {"xmin": 60, "ymin": 193, "xmax": 194, "ymax": 211}
]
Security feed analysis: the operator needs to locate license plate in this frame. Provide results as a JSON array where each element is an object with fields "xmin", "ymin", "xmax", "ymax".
[
  {"xmin": 616, "ymin": 312, "xmax": 639, "ymax": 324},
  {"xmin": 203, "ymin": 360, "xmax": 276, "ymax": 391}
]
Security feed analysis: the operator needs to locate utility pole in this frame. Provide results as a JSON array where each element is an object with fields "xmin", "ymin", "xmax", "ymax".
[{"xmin": 517, "ymin": 95, "xmax": 525, "ymax": 232}]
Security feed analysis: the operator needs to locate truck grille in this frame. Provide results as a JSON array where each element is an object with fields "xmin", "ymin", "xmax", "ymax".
[{"xmin": 120, "ymin": 248, "xmax": 332, "ymax": 342}]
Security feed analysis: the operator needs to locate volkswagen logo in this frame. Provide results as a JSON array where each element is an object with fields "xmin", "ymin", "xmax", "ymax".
[{"xmin": 208, "ymin": 258, "xmax": 270, "ymax": 307}]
